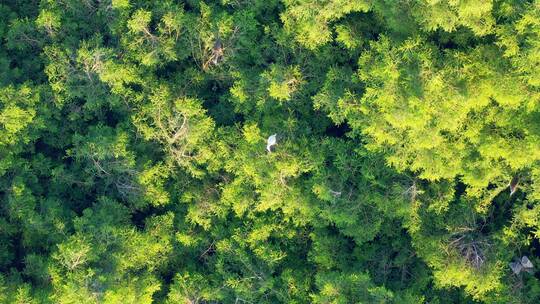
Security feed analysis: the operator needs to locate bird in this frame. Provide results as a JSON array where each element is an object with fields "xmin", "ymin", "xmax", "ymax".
[
  {"xmin": 329, "ymin": 190, "xmax": 342, "ymax": 197},
  {"xmin": 521, "ymin": 255, "xmax": 534, "ymax": 269},
  {"xmin": 510, "ymin": 255, "xmax": 534, "ymax": 275},
  {"xmin": 509, "ymin": 176, "xmax": 519, "ymax": 196},
  {"xmin": 267, "ymin": 134, "xmax": 277, "ymax": 152},
  {"xmin": 211, "ymin": 38, "xmax": 223, "ymax": 65}
]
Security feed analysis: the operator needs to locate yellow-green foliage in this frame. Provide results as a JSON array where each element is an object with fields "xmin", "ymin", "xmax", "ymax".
[{"xmin": 1, "ymin": 0, "xmax": 540, "ymax": 303}]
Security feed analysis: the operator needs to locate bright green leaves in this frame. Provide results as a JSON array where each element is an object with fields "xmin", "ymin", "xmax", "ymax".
[
  {"xmin": 310, "ymin": 139, "xmax": 408, "ymax": 243},
  {"xmin": 127, "ymin": 10, "xmax": 152, "ymax": 34},
  {"xmin": 112, "ymin": 0, "xmax": 130, "ymax": 10},
  {"xmin": 242, "ymin": 122, "xmax": 263, "ymax": 144},
  {"xmin": 102, "ymin": 276, "xmax": 161, "ymax": 304},
  {"xmin": 281, "ymin": 0, "xmax": 371, "ymax": 49},
  {"xmin": 97, "ymin": 59, "xmax": 139, "ymax": 96},
  {"xmin": 219, "ymin": 123, "xmax": 317, "ymax": 225},
  {"xmin": 412, "ymin": 0, "xmax": 495, "ymax": 36},
  {"xmin": 0, "ymin": 280, "xmax": 39, "ymax": 304},
  {"xmin": 320, "ymin": 35, "xmax": 540, "ymax": 209},
  {"xmin": 67, "ymin": 124, "xmax": 171, "ymax": 208},
  {"xmin": 306, "ymin": 6, "xmax": 540, "ymax": 300},
  {"xmin": 502, "ymin": 198, "xmax": 540, "ymax": 251},
  {"xmin": 166, "ymin": 272, "xmax": 218, "ymax": 304},
  {"xmin": 0, "ymin": 85, "xmax": 38, "ymax": 147},
  {"xmin": 280, "ymin": 0, "xmax": 495, "ymax": 49},
  {"xmin": 311, "ymin": 271, "xmax": 394, "ymax": 304},
  {"xmin": 43, "ymin": 40, "xmax": 121, "ymax": 113},
  {"xmin": 2, "ymin": 0, "xmax": 540, "ymax": 303},
  {"xmin": 264, "ymin": 65, "xmax": 303, "ymax": 102},
  {"xmin": 133, "ymin": 86, "xmax": 215, "ymax": 177},
  {"xmin": 179, "ymin": 1, "xmax": 252, "ymax": 73},
  {"xmin": 280, "ymin": 0, "xmax": 496, "ymax": 50},
  {"xmin": 335, "ymin": 23, "xmax": 363, "ymax": 50},
  {"xmin": 137, "ymin": 164, "xmax": 170, "ymax": 207},
  {"xmin": 407, "ymin": 198, "xmax": 510, "ymax": 301},
  {"xmin": 497, "ymin": 1, "xmax": 540, "ymax": 89},
  {"xmin": 124, "ymin": 7, "xmax": 186, "ymax": 66},
  {"xmin": 313, "ymin": 66, "xmax": 360, "ymax": 127},
  {"xmin": 35, "ymin": 9, "xmax": 61, "ymax": 37},
  {"xmin": 53, "ymin": 236, "xmax": 94, "ymax": 272},
  {"xmin": 355, "ymin": 37, "xmax": 467, "ymax": 180},
  {"xmin": 229, "ymin": 64, "xmax": 306, "ymax": 118},
  {"xmin": 1, "ymin": 103, "xmax": 34, "ymax": 144},
  {"xmin": 0, "ymin": 85, "xmax": 41, "ymax": 176},
  {"xmin": 50, "ymin": 199, "xmax": 173, "ymax": 303}
]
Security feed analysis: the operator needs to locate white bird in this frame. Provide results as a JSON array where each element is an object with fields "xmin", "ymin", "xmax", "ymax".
[
  {"xmin": 510, "ymin": 255, "xmax": 534, "ymax": 275},
  {"xmin": 521, "ymin": 255, "xmax": 534, "ymax": 269},
  {"xmin": 267, "ymin": 134, "xmax": 277, "ymax": 152},
  {"xmin": 509, "ymin": 176, "xmax": 519, "ymax": 196},
  {"xmin": 329, "ymin": 190, "xmax": 342, "ymax": 197}
]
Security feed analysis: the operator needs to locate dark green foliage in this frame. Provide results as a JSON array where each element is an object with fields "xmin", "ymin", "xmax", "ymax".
[{"xmin": 0, "ymin": 0, "xmax": 539, "ymax": 303}]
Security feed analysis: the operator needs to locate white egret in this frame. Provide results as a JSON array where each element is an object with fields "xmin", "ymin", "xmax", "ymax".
[
  {"xmin": 510, "ymin": 255, "xmax": 534, "ymax": 275},
  {"xmin": 521, "ymin": 255, "xmax": 534, "ymax": 269},
  {"xmin": 267, "ymin": 134, "xmax": 277, "ymax": 152}
]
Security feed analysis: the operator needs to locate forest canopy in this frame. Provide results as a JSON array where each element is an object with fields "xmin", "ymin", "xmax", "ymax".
[{"xmin": 0, "ymin": 0, "xmax": 540, "ymax": 303}]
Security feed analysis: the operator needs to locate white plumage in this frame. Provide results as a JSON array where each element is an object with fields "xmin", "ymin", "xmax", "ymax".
[
  {"xmin": 521, "ymin": 256, "xmax": 533, "ymax": 268},
  {"xmin": 510, "ymin": 255, "xmax": 534, "ymax": 275},
  {"xmin": 267, "ymin": 134, "xmax": 277, "ymax": 152}
]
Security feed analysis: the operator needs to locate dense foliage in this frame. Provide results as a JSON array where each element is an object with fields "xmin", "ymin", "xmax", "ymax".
[{"xmin": 0, "ymin": 0, "xmax": 539, "ymax": 303}]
